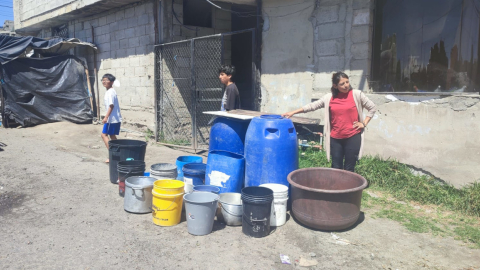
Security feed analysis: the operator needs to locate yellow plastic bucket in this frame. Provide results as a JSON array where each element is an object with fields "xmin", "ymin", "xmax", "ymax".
[
  {"xmin": 152, "ymin": 189, "xmax": 184, "ymax": 226},
  {"xmin": 153, "ymin": 179, "xmax": 185, "ymax": 195}
]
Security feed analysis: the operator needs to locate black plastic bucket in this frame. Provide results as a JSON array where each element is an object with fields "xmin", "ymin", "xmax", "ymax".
[
  {"xmin": 241, "ymin": 186, "xmax": 274, "ymax": 238},
  {"xmin": 108, "ymin": 140, "xmax": 147, "ymax": 184},
  {"xmin": 117, "ymin": 161, "xmax": 146, "ymax": 197}
]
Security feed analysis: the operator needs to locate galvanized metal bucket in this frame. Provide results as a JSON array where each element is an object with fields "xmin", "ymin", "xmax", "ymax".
[
  {"xmin": 218, "ymin": 193, "xmax": 242, "ymax": 226},
  {"xmin": 124, "ymin": 176, "xmax": 157, "ymax": 214}
]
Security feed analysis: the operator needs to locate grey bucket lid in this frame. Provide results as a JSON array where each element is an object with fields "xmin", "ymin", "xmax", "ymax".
[{"xmin": 125, "ymin": 176, "xmax": 157, "ymax": 189}]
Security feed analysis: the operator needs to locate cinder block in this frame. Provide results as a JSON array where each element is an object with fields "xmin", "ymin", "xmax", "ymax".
[
  {"xmin": 125, "ymin": 7, "xmax": 135, "ymax": 18},
  {"xmin": 313, "ymin": 73, "xmax": 334, "ymax": 92},
  {"xmin": 351, "ymin": 25, "xmax": 369, "ymax": 43},
  {"xmin": 315, "ymin": 0, "xmax": 342, "ymax": 6},
  {"xmin": 116, "ymin": 10, "xmax": 125, "ymax": 21},
  {"xmin": 350, "ymin": 58, "xmax": 369, "ymax": 71},
  {"xmin": 107, "ymin": 13, "xmax": 116, "ymax": 24},
  {"xmin": 139, "ymin": 35, "xmax": 151, "ymax": 45},
  {"xmin": 135, "ymin": 66, "xmax": 146, "ymax": 76},
  {"xmin": 102, "ymin": 59, "xmax": 111, "ymax": 69},
  {"xmin": 351, "ymin": 42, "xmax": 369, "ymax": 59},
  {"xmin": 99, "ymin": 42, "xmax": 111, "ymax": 52},
  {"xmin": 144, "ymin": 2, "xmax": 153, "ymax": 13},
  {"xmin": 135, "ymin": 4, "xmax": 146, "ymax": 16},
  {"xmin": 118, "ymin": 19, "xmax": 128, "ymax": 30},
  {"xmin": 317, "ymin": 56, "xmax": 345, "ymax": 72},
  {"xmin": 135, "ymin": 25, "xmax": 146, "ymax": 37},
  {"xmin": 127, "ymin": 47, "xmax": 136, "ymax": 56},
  {"xmin": 129, "ymin": 37, "xmax": 140, "ymax": 48},
  {"xmin": 124, "ymin": 66, "xmax": 135, "ymax": 77},
  {"xmin": 119, "ymin": 39, "xmax": 129, "ymax": 49},
  {"xmin": 99, "ymin": 16, "xmax": 107, "ymax": 26},
  {"xmin": 130, "ymin": 56, "xmax": 140, "ymax": 67},
  {"xmin": 136, "ymin": 45, "xmax": 148, "ymax": 55},
  {"xmin": 116, "ymin": 30, "xmax": 125, "ymax": 40},
  {"xmin": 146, "ymin": 65, "xmax": 154, "ymax": 76},
  {"xmin": 353, "ymin": 9, "xmax": 370, "ymax": 25},
  {"xmin": 145, "ymin": 24, "xmax": 155, "ymax": 34},
  {"xmin": 315, "ymin": 39, "xmax": 340, "ymax": 56},
  {"xmin": 98, "ymin": 51, "xmax": 111, "ymax": 60},
  {"xmin": 353, "ymin": 0, "xmax": 372, "ymax": 10},
  {"xmin": 75, "ymin": 22, "xmax": 83, "ymax": 31},
  {"xmin": 111, "ymin": 40, "xmax": 120, "ymax": 51},
  {"xmin": 315, "ymin": 5, "xmax": 339, "ymax": 25},
  {"xmin": 109, "ymin": 22, "xmax": 118, "ymax": 32},
  {"xmin": 128, "ymin": 17, "xmax": 138, "ymax": 28},
  {"xmin": 138, "ymin": 14, "xmax": 149, "ymax": 25},
  {"xmin": 116, "ymin": 68, "xmax": 125, "ymax": 76},
  {"xmin": 125, "ymin": 28, "xmax": 135, "ymax": 38},
  {"xmin": 316, "ymin": 22, "xmax": 345, "ymax": 40},
  {"xmin": 116, "ymin": 49, "xmax": 128, "ymax": 58}
]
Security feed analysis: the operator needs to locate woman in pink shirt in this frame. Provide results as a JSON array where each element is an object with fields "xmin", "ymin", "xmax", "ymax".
[{"xmin": 282, "ymin": 72, "xmax": 376, "ymax": 172}]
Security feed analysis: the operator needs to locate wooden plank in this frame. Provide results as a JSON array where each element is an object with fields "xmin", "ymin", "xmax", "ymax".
[{"xmin": 228, "ymin": 109, "xmax": 321, "ymax": 125}]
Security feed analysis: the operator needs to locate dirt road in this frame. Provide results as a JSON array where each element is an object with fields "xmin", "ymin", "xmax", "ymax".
[{"xmin": 1, "ymin": 122, "xmax": 479, "ymax": 269}]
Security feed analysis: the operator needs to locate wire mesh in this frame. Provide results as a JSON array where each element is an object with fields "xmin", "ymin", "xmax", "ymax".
[
  {"xmin": 155, "ymin": 30, "xmax": 255, "ymax": 150},
  {"xmin": 194, "ymin": 37, "xmax": 223, "ymax": 149},
  {"xmin": 156, "ymin": 40, "xmax": 193, "ymax": 147}
]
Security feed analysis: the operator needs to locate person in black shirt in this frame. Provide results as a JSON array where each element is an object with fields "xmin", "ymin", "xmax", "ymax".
[{"xmin": 218, "ymin": 65, "xmax": 240, "ymax": 111}]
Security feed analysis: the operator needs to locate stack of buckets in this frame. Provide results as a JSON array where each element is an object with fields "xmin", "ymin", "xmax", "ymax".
[
  {"xmin": 241, "ymin": 186, "xmax": 274, "ymax": 238},
  {"xmin": 117, "ymin": 161, "xmax": 146, "ymax": 197},
  {"xmin": 151, "ymin": 180, "xmax": 185, "ymax": 226},
  {"xmin": 150, "ymin": 163, "xmax": 178, "ymax": 180}
]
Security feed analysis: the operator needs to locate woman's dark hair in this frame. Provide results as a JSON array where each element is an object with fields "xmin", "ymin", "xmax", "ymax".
[
  {"xmin": 218, "ymin": 65, "xmax": 236, "ymax": 82},
  {"xmin": 102, "ymin": 73, "xmax": 116, "ymax": 82},
  {"xmin": 331, "ymin": 71, "xmax": 352, "ymax": 97}
]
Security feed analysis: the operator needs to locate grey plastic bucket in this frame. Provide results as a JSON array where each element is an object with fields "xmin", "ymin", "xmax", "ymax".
[
  {"xmin": 124, "ymin": 176, "xmax": 157, "ymax": 214},
  {"xmin": 184, "ymin": 192, "xmax": 219, "ymax": 236},
  {"xmin": 150, "ymin": 163, "xmax": 178, "ymax": 180},
  {"xmin": 219, "ymin": 193, "xmax": 242, "ymax": 226}
]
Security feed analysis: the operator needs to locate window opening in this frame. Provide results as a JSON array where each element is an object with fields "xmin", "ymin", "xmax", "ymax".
[
  {"xmin": 183, "ymin": 0, "xmax": 213, "ymax": 28},
  {"xmin": 372, "ymin": 0, "xmax": 480, "ymax": 93}
]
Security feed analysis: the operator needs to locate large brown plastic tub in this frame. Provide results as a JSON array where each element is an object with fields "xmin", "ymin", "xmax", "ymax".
[{"xmin": 287, "ymin": 168, "xmax": 368, "ymax": 231}]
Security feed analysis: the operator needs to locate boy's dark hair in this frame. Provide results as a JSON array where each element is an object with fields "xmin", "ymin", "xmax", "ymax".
[
  {"xmin": 218, "ymin": 65, "xmax": 236, "ymax": 81},
  {"xmin": 102, "ymin": 73, "xmax": 116, "ymax": 82}
]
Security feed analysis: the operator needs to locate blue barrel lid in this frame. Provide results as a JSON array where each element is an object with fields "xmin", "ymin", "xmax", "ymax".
[
  {"xmin": 182, "ymin": 163, "xmax": 207, "ymax": 175},
  {"xmin": 260, "ymin": 114, "xmax": 283, "ymax": 119}
]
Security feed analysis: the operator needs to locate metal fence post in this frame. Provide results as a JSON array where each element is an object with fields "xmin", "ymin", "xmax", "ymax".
[{"xmin": 190, "ymin": 39, "xmax": 197, "ymax": 152}]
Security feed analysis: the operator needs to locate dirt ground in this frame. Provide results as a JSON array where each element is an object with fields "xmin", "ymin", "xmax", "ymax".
[{"xmin": 1, "ymin": 122, "xmax": 479, "ymax": 270}]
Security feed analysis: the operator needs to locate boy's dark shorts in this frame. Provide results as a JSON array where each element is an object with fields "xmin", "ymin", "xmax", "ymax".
[{"xmin": 102, "ymin": 123, "xmax": 121, "ymax": 135}]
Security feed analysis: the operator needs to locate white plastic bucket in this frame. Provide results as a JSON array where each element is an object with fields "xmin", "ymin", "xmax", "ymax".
[{"xmin": 259, "ymin": 184, "xmax": 289, "ymax": 226}]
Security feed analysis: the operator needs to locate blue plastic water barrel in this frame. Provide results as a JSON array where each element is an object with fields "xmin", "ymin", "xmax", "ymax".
[
  {"xmin": 182, "ymin": 163, "xmax": 207, "ymax": 193},
  {"xmin": 205, "ymin": 150, "xmax": 245, "ymax": 193},
  {"xmin": 209, "ymin": 117, "xmax": 250, "ymax": 156},
  {"xmin": 244, "ymin": 115, "xmax": 298, "ymax": 187},
  {"xmin": 176, "ymin": 156, "xmax": 203, "ymax": 180}
]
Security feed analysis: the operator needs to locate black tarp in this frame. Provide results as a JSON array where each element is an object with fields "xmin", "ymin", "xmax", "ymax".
[
  {"xmin": 1, "ymin": 55, "xmax": 93, "ymax": 127},
  {"xmin": 0, "ymin": 35, "xmax": 96, "ymax": 65}
]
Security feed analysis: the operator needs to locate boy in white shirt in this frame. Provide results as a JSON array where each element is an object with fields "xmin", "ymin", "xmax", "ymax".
[{"xmin": 101, "ymin": 74, "xmax": 122, "ymax": 163}]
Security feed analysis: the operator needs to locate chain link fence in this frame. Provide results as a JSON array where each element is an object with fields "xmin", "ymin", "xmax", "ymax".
[{"xmin": 155, "ymin": 30, "xmax": 255, "ymax": 151}]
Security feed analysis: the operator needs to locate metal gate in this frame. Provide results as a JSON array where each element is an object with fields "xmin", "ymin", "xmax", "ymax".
[{"xmin": 154, "ymin": 29, "xmax": 256, "ymax": 151}]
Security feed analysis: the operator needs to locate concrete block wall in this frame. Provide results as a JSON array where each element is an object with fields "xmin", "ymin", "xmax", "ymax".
[
  {"xmin": 310, "ymin": 0, "xmax": 372, "ymax": 96},
  {"xmin": 261, "ymin": 0, "xmax": 373, "ymax": 118},
  {"xmin": 260, "ymin": 0, "xmax": 480, "ymax": 186},
  {"xmin": 35, "ymin": 1, "xmax": 158, "ymax": 130}
]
